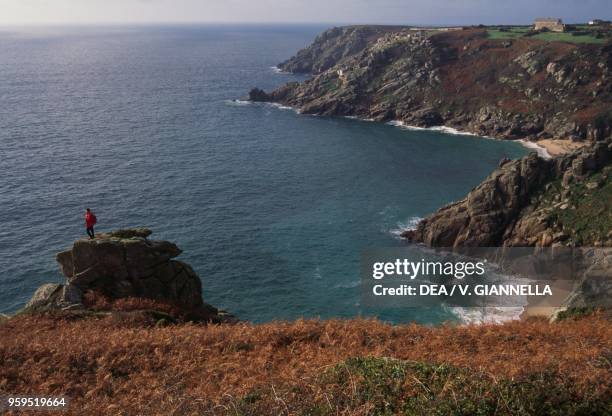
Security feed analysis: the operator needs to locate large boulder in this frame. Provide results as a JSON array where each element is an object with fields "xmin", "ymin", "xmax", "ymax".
[
  {"xmin": 55, "ymin": 228, "xmax": 201, "ymax": 308},
  {"xmin": 248, "ymin": 88, "xmax": 270, "ymax": 102},
  {"xmin": 24, "ymin": 283, "xmax": 83, "ymax": 312},
  {"xmin": 24, "ymin": 228, "xmax": 234, "ymax": 322}
]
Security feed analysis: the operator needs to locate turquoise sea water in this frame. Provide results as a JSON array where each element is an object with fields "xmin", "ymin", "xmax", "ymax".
[{"xmin": 0, "ymin": 25, "xmax": 528, "ymax": 323}]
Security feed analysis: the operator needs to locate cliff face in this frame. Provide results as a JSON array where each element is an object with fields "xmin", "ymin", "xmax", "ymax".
[
  {"xmin": 402, "ymin": 141, "xmax": 612, "ymax": 247},
  {"xmin": 25, "ymin": 228, "xmax": 234, "ymax": 323},
  {"xmin": 255, "ymin": 26, "xmax": 612, "ymax": 142},
  {"xmin": 277, "ymin": 25, "xmax": 406, "ymax": 74}
]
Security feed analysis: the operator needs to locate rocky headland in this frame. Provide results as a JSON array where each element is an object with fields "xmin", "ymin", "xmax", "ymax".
[
  {"xmin": 24, "ymin": 228, "xmax": 234, "ymax": 324},
  {"xmin": 251, "ymin": 26, "xmax": 612, "ymax": 142}
]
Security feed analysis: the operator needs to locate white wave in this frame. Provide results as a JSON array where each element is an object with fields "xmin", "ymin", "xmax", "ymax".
[
  {"xmin": 388, "ymin": 120, "xmax": 553, "ymax": 159},
  {"xmin": 270, "ymin": 102, "xmax": 294, "ymax": 111},
  {"xmin": 450, "ymin": 264, "xmax": 532, "ymax": 324},
  {"xmin": 388, "ymin": 120, "xmax": 486, "ymax": 137},
  {"xmin": 265, "ymin": 101, "xmax": 302, "ymax": 114},
  {"xmin": 450, "ymin": 306, "xmax": 524, "ymax": 325},
  {"xmin": 390, "ymin": 216, "xmax": 422, "ymax": 238},
  {"xmin": 344, "ymin": 115, "xmax": 376, "ymax": 122},
  {"xmin": 270, "ymin": 66, "xmax": 290, "ymax": 74},
  {"xmin": 224, "ymin": 99, "xmax": 251, "ymax": 106},
  {"xmin": 517, "ymin": 139, "xmax": 552, "ymax": 159},
  {"xmin": 227, "ymin": 99, "xmax": 300, "ymax": 114}
]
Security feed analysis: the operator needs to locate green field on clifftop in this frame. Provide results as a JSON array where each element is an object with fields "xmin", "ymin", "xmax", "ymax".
[
  {"xmin": 486, "ymin": 26, "xmax": 531, "ymax": 39},
  {"xmin": 486, "ymin": 26, "xmax": 608, "ymax": 44}
]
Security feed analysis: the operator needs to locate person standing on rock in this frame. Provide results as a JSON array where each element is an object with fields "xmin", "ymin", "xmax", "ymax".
[{"xmin": 85, "ymin": 208, "xmax": 97, "ymax": 239}]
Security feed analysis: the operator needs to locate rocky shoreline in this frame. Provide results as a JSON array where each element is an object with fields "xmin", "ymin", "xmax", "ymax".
[{"xmin": 251, "ymin": 25, "xmax": 611, "ymax": 143}]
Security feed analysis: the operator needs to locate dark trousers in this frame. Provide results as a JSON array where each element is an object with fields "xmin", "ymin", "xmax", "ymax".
[{"xmin": 86, "ymin": 226, "xmax": 95, "ymax": 239}]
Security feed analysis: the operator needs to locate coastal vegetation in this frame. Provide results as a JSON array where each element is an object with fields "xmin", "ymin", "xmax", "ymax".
[
  {"xmin": 544, "ymin": 169, "xmax": 612, "ymax": 245},
  {"xmin": 1, "ymin": 313, "xmax": 610, "ymax": 415}
]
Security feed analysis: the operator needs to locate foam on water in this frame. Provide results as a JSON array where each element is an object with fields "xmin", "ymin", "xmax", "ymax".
[
  {"xmin": 450, "ymin": 306, "xmax": 524, "ymax": 324},
  {"xmin": 518, "ymin": 139, "xmax": 552, "ymax": 159},
  {"xmin": 270, "ymin": 66, "xmax": 290, "ymax": 74},
  {"xmin": 270, "ymin": 102, "xmax": 294, "ymax": 111},
  {"xmin": 388, "ymin": 120, "xmax": 483, "ymax": 137},
  {"xmin": 225, "ymin": 99, "xmax": 252, "ymax": 106},
  {"xmin": 390, "ymin": 216, "xmax": 422, "ymax": 238}
]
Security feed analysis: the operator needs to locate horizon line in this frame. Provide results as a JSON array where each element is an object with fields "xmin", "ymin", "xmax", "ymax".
[{"xmin": 0, "ymin": 18, "xmax": 597, "ymax": 28}]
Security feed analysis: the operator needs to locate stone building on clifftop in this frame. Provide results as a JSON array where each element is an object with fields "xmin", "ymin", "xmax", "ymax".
[{"xmin": 534, "ymin": 18, "xmax": 566, "ymax": 32}]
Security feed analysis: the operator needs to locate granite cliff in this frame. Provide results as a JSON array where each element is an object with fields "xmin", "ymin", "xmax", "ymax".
[
  {"xmin": 402, "ymin": 140, "xmax": 612, "ymax": 247},
  {"xmin": 251, "ymin": 26, "xmax": 612, "ymax": 142}
]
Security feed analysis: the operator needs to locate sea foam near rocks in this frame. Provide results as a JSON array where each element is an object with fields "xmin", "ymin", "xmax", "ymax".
[
  {"xmin": 450, "ymin": 306, "xmax": 524, "ymax": 324},
  {"xmin": 517, "ymin": 139, "xmax": 552, "ymax": 159},
  {"xmin": 390, "ymin": 216, "xmax": 422, "ymax": 238},
  {"xmin": 388, "ymin": 120, "xmax": 482, "ymax": 137}
]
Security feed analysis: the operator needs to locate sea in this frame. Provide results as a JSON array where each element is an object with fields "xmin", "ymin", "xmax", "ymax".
[{"xmin": 0, "ymin": 25, "xmax": 529, "ymax": 323}]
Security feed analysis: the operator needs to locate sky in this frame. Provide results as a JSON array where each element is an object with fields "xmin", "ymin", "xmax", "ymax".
[{"xmin": 1, "ymin": 0, "xmax": 610, "ymax": 26}]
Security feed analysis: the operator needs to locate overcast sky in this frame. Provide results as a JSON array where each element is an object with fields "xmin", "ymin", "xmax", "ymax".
[{"xmin": 1, "ymin": 0, "xmax": 610, "ymax": 26}]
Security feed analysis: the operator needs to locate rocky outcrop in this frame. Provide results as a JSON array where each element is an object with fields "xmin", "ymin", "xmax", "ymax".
[
  {"xmin": 402, "ymin": 141, "xmax": 611, "ymax": 247},
  {"xmin": 402, "ymin": 153, "xmax": 551, "ymax": 246},
  {"xmin": 25, "ymin": 283, "xmax": 83, "ymax": 311},
  {"xmin": 24, "ymin": 228, "xmax": 234, "ymax": 323},
  {"xmin": 253, "ymin": 27, "xmax": 612, "ymax": 142},
  {"xmin": 277, "ymin": 26, "xmax": 405, "ymax": 74},
  {"xmin": 248, "ymin": 88, "xmax": 270, "ymax": 102},
  {"xmin": 560, "ymin": 250, "xmax": 612, "ymax": 311}
]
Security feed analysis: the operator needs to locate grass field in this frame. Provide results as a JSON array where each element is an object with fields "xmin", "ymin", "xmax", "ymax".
[
  {"xmin": 486, "ymin": 26, "xmax": 531, "ymax": 40},
  {"xmin": 486, "ymin": 26, "xmax": 608, "ymax": 44}
]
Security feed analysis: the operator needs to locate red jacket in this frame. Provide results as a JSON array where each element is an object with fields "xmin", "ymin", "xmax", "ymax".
[{"xmin": 85, "ymin": 212, "xmax": 97, "ymax": 228}]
